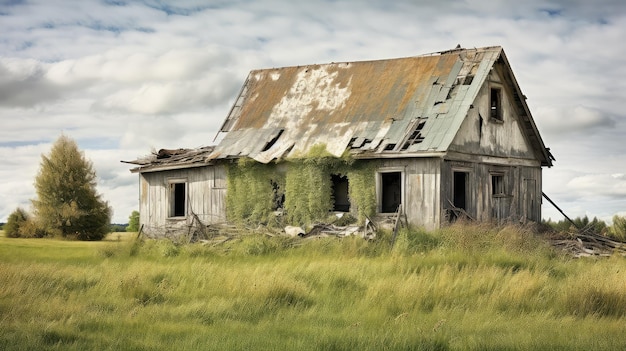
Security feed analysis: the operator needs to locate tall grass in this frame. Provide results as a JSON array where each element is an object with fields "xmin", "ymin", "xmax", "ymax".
[{"xmin": 1, "ymin": 225, "xmax": 626, "ymax": 350}]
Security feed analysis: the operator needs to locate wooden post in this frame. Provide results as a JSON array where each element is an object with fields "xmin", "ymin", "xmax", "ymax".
[
  {"xmin": 542, "ymin": 192, "xmax": 580, "ymax": 229},
  {"xmin": 391, "ymin": 204, "xmax": 403, "ymax": 247}
]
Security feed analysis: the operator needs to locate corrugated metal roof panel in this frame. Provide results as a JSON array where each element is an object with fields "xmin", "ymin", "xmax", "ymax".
[{"xmin": 211, "ymin": 46, "xmax": 505, "ymax": 162}]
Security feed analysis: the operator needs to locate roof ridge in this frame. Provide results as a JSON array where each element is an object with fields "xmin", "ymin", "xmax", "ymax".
[{"xmin": 252, "ymin": 46, "xmax": 503, "ymax": 72}]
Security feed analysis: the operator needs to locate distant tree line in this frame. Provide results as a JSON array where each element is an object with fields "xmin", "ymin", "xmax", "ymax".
[{"xmin": 543, "ymin": 215, "xmax": 626, "ymax": 241}]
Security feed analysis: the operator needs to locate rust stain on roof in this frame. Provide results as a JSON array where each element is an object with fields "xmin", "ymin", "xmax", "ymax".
[
  {"xmin": 126, "ymin": 46, "xmax": 553, "ymax": 172},
  {"xmin": 229, "ymin": 54, "xmax": 460, "ymax": 132},
  {"xmin": 209, "ymin": 45, "xmax": 554, "ymax": 166}
]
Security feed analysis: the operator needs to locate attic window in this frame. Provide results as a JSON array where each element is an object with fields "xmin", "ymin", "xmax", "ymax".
[
  {"xmin": 384, "ymin": 143, "xmax": 396, "ymax": 151},
  {"xmin": 490, "ymin": 88, "xmax": 503, "ymax": 121},
  {"xmin": 401, "ymin": 120, "xmax": 426, "ymax": 150},
  {"xmin": 463, "ymin": 75, "xmax": 474, "ymax": 85},
  {"xmin": 262, "ymin": 129, "xmax": 284, "ymax": 152}
]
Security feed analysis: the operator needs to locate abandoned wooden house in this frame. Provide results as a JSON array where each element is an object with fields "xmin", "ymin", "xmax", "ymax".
[{"xmin": 125, "ymin": 46, "xmax": 553, "ymax": 238}]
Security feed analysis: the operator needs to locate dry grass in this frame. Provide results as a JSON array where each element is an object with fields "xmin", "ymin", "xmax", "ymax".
[{"xmin": 1, "ymin": 225, "xmax": 626, "ymax": 350}]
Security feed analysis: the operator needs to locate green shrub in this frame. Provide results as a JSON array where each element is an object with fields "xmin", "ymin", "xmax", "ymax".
[
  {"xmin": 127, "ymin": 210, "xmax": 140, "ymax": 232},
  {"xmin": 4, "ymin": 207, "xmax": 29, "ymax": 238},
  {"xmin": 609, "ymin": 215, "xmax": 626, "ymax": 241}
]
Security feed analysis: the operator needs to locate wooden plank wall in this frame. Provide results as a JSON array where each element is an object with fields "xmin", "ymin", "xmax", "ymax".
[
  {"xmin": 441, "ymin": 161, "xmax": 542, "ymax": 225},
  {"xmin": 138, "ymin": 165, "xmax": 227, "ymax": 238},
  {"xmin": 377, "ymin": 158, "xmax": 442, "ymax": 231}
]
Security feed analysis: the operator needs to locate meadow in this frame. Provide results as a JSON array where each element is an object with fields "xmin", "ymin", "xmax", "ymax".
[{"xmin": 1, "ymin": 224, "xmax": 626, "ymax": 350}]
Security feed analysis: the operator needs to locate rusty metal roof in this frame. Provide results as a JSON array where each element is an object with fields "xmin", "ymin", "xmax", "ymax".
[
  {"xmin": 124, "ymin": 46, "xmax": 552, "ymax": 172},
  {"xmin": 210, "ymin": 46, "xmax": 552, "ymax": 167}
]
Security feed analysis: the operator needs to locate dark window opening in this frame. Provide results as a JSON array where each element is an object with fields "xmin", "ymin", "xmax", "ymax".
[
  {"xmin": 490, "ymin": 88, "xmax": 502, "ymax": 120},
  {"xmin": 331, "ymin": 174, "xmax": 350, "ymax": 212},
  {"xmin": 170, "ymin": 182, "xmax": 186, "ymax": 217},
  {"xmin": 271, "ymin": 180, "xmax": 284, "ymax": 211},
  {"xmin": 262, "ymin": 129, "xmax": 284, "ymax": 152},
  {"xmin": 453, "ymin": 172, "xmax": 467, "ymax": 210},
  {"xmin": 381, "ymin": 172, "xmax": 401, "ymax": 213},
  {"xmin": 492, "ymin": 174, "xmax": 505, "ymax": 196},
  {"xmin": 349, "ymin": 137, "xmax": 370, "ymax": 149},
  {"xmin": 384, "ymin": 143, "xmax": 396, "ymax": 151},
  {"xmin": 463, "ymin": 75, "xmax": 474, "ymax": 85}
]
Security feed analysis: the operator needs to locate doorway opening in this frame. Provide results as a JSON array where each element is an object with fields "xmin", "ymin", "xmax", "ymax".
[
  {"xmin": 380, "ymin": 172, "xmax": 401, "ymax": 213},
  {"xmin": 331, "ymin": 174, "xmax": 350, "ymax": 212},
  {"xmin": 453, "ymin": 172, "xmax": 468, "ymax": 210}
]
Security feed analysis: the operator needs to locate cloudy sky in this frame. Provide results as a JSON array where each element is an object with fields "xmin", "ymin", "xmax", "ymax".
[{"xmin": 1, "ymin": 0, "xmax": 625, "ymax": 224}]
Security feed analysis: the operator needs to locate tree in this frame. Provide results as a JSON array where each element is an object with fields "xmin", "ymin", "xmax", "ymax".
[
  {"xmin": 127, "ymin": 210, "xmax": 140, "ymax": 232},
  {"xmin": 5, "ymin": 207, "xmax": 29, "ymax": 238},
  {"xmin": 609, "ymin": 215, "xmax": 626, "ymax": 241},
  {"xmin": 32, "ymin": 135, "xmax": 111, "ymax": 240}
]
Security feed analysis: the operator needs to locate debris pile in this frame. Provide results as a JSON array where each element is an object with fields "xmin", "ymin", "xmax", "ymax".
[{"xmin": 550, "ymin": 227, "xmax": 626, "ymax": 257}]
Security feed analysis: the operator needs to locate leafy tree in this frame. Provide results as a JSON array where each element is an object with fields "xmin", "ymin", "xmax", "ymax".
[
  {"xmin": 609, "ymin": 215, "xmax": 626, "ymax": 241},
  {"xmin": 127, "ymin": 210, "xmax": 140, "ymax": 232},
  {"xmin": 32, "ymin": 135, "xmax": 111, "ymax": 240},
  {"xmin": 5, "ymin": 207, "xmax": 29, "ymax": 238}
]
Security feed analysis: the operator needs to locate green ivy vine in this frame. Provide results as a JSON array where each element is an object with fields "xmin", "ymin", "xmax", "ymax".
[{"xmin": 226, "ymin": 144, "xmax": 377, "ymax": 227}]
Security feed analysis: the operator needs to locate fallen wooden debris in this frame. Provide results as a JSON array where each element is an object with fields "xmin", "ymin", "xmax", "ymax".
[
  {"xmin": 302, "ymin": 222, "xmax": 375, "ymax": 240},
  {"xmin": 549, "ymin": 227, "xmax": 626, "ymax": 257}
]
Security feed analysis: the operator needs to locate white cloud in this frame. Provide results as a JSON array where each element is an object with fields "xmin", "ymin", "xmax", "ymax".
[
  {"xmin": 535, "ymin": 105, "xmax": 615, "ymax": 135},
  {"xmin": 1, "ymin": 0, "xmax": 626, "ymax": 223}
]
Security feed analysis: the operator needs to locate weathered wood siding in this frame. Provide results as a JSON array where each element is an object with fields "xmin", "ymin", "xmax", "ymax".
[
  {"xmin": 376, "ymin": 158, "xmax": 442, "ymax": 231},
  {"xmin": 441, "ymin": 161, "xmax": 542, "ymax": 224},
  {"xmin": 441, "ymin": 65, "xmax": 544, "ymax": 224},
  {"xmin": 449, "ymin": 68, "xmax": 536, "ymax": 160},
  {"xmin": 138, "ymin": 165, "xmax": 226, "ymax": 239}
]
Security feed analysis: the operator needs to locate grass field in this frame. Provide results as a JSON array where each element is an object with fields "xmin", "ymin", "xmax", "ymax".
[{"xmin": 1, "ymin": 225, "xmax": 626, "ymax": 350}]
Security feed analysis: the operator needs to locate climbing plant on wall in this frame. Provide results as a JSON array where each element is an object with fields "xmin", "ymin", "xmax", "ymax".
[
  {"xmin": 226, "ymin": 158, "xmax": 284, "ymax": 225},
  {"xmin": 226, "ymin": 144, "xmax": 378, "ymax": 228},
  {"xmin": 346, "ymin": 161, "xmax": 377, "ymax": 224},
  {"xmin": 284, "ymin": 157, "xmax": 332, "ymax": 226}
]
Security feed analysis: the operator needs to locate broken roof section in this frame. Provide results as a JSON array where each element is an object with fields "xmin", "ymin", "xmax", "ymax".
[
  {"xmin": 211, "ymin": 46, "xmax": 552, "ymax": 167},
  {"xmin": 125, "ymin": 146, "xmax": 215, "ymax": 173}
]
